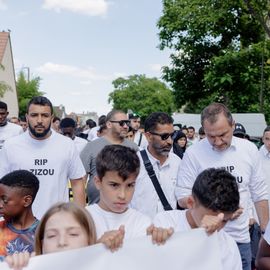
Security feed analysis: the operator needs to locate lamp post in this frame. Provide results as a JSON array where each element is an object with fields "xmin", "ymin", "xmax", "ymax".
[{"xmin": 21, "ymin": 67, "xmax": 30, "ymax": 82}]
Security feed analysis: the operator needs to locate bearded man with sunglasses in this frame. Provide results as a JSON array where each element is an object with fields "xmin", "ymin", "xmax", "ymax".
[
  {"xmin": 130, "ymin": 112, "xmax": 181, "ymax": 218},
  {"xmin": 80, "ymin": 110, "xmax": 138, "ymax": 204}
]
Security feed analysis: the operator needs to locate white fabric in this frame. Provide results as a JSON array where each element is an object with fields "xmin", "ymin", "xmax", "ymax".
[
  {"xmin": 1, "ymin": 229, "xmax": 223, "ymax": 270},
  {"xmin": 87, "ymin": 126, "xmax": 99, "ymax": 141},
  {"xmin": 0, "ymin": 130, "xmax": 86, "ymax": 219},
  {"xmin": 264, "ymin": 220, "xmax": 270, "ymax": 245},
  {"xmin": 175, "ymin": 136, "xmax": 268, "ymax": 243},
  {"xmin": 86, "ymin": 204, "xmax": 151, "ymax": 239},
  {"xmin": 153, "ymin": 210, "xmax": 242, "ymax": 270},
  {"xmin": 74, "ymin": 136, "xmax": 87, "ymax": 154},
  {"xmin": 0, "ymin": 122, "xmax": 23, "ymax": 150},
  {"xmin": 134, "ymin": 131, "xmax": 148, "ymax": 149},
  {"xmin": 130, "ymin": 148, "xmax": 181, "ymax": 218},
  {"xmin": 259, "ymin": 145, "xmax": 270, "ymax": 201}
]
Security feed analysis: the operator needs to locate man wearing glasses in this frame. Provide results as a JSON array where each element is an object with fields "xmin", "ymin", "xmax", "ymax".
[
  {"xmin": 80, "ymin": 110, "xmax": 138, "ymax": 204},
  {"xmin": 130, "ymin": 112, "xmax": 181, "ymax": 218}
]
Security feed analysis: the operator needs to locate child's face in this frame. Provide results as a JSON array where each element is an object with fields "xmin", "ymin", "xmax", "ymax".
[
  {"xmin": 188, "ymin": 197, "xmax": 233, "ymax": 229},
  {"xmin": 95, "ymin": 171, "xmax": 137, "ymax": 214},
  {"xmin": 42, "ymin": 211, "xmax": 89, "ymax": 254},
  {"xmin": 0, "ymin": 184, "xmax": 27, "ymax": 219}
]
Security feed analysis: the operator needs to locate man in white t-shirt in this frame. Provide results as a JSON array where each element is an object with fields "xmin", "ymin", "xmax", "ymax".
[
  {"xmin": 259, "ymin": 126, "xmax": 270, "ymax": 202},
  {"xmin": 154, "ymin": 168, "xmax": 242, "ymax": 270},
  {"xmin": 130, "ymin": 112, "xmax": 181, "ymax": 218},
  {"xmin": 86, "ymin": 145, "xmax": 151, "ymax": 240},
  {"xmin": 0, "ymin": 96, "xmax": 86, "ymax": 219},
  {"xmin": 186, "ymin": 126, "xmax": 199, "ymax": 147},
  {"xmin": 128, "ymin": 113, "xmax": 148, "ymax": 149},
  {"xmin": 59, "ymin": 117, "xmax": 87, "ymax": 154},
  {"xmin": 176, "ymin": 102, "xmax": 269, "ymax": 270},
  {"xmin": 0, "ymin": 101, "xmax": 23, "ymax": 150}
]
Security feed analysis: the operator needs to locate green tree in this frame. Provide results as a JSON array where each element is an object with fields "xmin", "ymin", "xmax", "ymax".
[
  {"xmin": 108, "ymin": 74, "xmax": 175, "ymax": 121},
  {"xmin": 16, "ymin": 71, "xmax": 44, "ymax": 116},
  {"xmin": 0, "ymin": 64, "xmax": 12, "ymax": 97},
  {"xmin": 158, "ymin": 0, "xmax": 265, "ymax": 114}
]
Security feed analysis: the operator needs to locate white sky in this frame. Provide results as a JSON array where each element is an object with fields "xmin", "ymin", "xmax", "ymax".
[{"xmin": 1, "ymin": 0, "xmax": 171, "ymax": 116}]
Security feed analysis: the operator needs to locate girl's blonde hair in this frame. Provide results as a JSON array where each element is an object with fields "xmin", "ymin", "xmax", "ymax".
[{"xmin": 35, "ymin": 202, "xmax": 97, "ymax": 255}]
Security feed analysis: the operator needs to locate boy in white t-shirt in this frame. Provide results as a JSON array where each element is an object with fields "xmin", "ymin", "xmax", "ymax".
[
  {"xmin": 153, "ymin": 168, "xmax": 242, "ymax": 270},
  {"xmin": 86, "ymin": 144, "xmax": 173, "ymax": 246}
]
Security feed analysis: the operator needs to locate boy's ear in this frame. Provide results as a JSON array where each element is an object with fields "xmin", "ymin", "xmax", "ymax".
[
  {"xmin": 186, "ymin": 195, "xmax": 195, "ymax": 209},
  {"xmin": 23, "ymin": 195, "xmax": 33, "ymax": 208},
  {"xmin": 94, "ymin": 176, "xmax": 102, "ymax": 190}
]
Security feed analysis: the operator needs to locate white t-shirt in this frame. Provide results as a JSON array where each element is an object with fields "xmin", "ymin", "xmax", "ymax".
[
  {"xmin": 0, "ymin": 122, "xmax": 23, "ymax": 150},
  {"xmin": 153, "ymin": 210, "xmax": 242, "ymax": 270},
  {"xmin": 134, "ymin": 131, "xmax": 148, "ymax": 150},
  {"xmin": 175, "ymin": 136, "xmax": 268, "ymax": 243},
  {"xmin": 74, "ymin": 136, "xmax": 87, "ymax": 154},
  {"xmin": 86, "ymin": 204, "xmax": 151, "ymax": 239},
  {"xmin": 259, "ymin": 145, "xmax": 270, "ymax": 201},
  {"xmin": 0, "ymin": 130, "xmax": 86, "ymax": 219},
  {"xmin": 264, "ymin": 220, "xmax": 270, "ymax": 244},
  {"xmin": 130, "ymin": 148, "xmax": 181, "ymax": 218}
]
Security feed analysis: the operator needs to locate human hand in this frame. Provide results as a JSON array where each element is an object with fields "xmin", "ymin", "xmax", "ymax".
[
  {"xmin": 201, "ymin": 213, "xmax": 224, "ymax": 234},
  {"xmin": 147, "ymin": 224, "xmax": 174, "ymax": 245},
  {"xmin": 97, "ymin": 225, "xmax": 125, "ymax": 252},
  {"xmin": 230, "ymin": 207, "xmax": 243, "ymax": 221},
  {"xmin": 5, "ymin": 251, "xmax": 34, "ymax": 270}
]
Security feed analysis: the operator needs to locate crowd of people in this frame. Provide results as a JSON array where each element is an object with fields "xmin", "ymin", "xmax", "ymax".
[{"xmin": 0, "ymin": 96, "xmax": 270, "ymax": 270}]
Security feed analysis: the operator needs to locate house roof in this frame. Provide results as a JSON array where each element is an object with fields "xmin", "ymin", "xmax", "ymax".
[{"xmin": 0, "ymin": 32, "xmax": 9, "ymax": 64}]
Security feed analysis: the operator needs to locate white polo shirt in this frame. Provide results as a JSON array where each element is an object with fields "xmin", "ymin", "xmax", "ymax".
[
  {"xmin": 259, "ymin": 145, "xmax": 270, "ymax": 201},
  {"xmin": 175, "ymin": 136, "xmax": 268, "ymax": 243},
  {"xmin": 130, "ymin": 148, "xmax": 181, "ymax": 218}
]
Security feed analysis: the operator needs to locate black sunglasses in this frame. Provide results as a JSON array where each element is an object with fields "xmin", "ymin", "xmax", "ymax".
[
  {"xmin": 110, "ymin": 120, "xmax": 130, "ymax": 127},
  {"xmin": 150, "ymin": 131, "xmax": 175, "ymax": 141}
]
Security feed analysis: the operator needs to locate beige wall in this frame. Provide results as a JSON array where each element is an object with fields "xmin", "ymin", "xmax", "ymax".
[{"xmin": 0, "ymin": 37, "xmax": 19, "ymax": 117}]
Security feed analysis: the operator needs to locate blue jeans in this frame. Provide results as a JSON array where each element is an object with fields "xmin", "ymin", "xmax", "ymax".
[{"xmin": 237, "ymin": 242, "xmax": 252, "ymax": 270}]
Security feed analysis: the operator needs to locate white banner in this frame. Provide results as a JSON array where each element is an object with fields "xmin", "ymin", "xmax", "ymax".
[{"xmin": 1, "ymin": 229, "xmax": 222, "ymax": 270}]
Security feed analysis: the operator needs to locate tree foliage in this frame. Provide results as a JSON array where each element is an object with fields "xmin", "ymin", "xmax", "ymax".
[
  {"xmin": 108, "ymin": 74, "xmax": 175, "ymax": 121},
  {"xmin": 158, "ymin": 0, "xmax": 270, "ymax": 122},
  {"xmin": 16, "ymin": 71, "xmax": 44, "ymax": 116}
]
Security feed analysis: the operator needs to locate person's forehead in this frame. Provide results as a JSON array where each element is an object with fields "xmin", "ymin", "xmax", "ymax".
[
  {"xmin": 113, "ymin": 113, "xmax": 127, "ymax": 120},
  {"xmin": 28, "ymin": 104, "xmax": 52, "ymax": 114},
  {"xmin": 131, "ymin": 118, "xmax": 140, "ymax": 122},
  {"xmin": 0, "ymin": 183, "xmax": 20, "ymax": 196},
  {"xmin": 155, "ymin": 123, "xmax": 174, "ymax": 132},
  {"xmin": 0, "ymin": 108, "xmax": 7, "ymax": 114}
]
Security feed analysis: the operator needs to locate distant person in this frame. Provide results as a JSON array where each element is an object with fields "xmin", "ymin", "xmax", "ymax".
[
  {"xmin": 9, "ymin": 117, "xmax": 20, "ymax": 125},
  {"xmin": 233, "ymin": 123, "xmax": 247, "ymax": 139},
  {"xmin": 51, "ymin": 116, "xmax": 60, "ymax": 133},
  {"xmin": 80, "ymin": 119, "xmax": 96, "ymax": 140},
  {"xmin": 0, "ymin": 101, "xmax": 23, "ymax": 150},
  {"xmin": 88, "ymin": 115, "xmax": 106, "ymax": 141},
  {"xmin": 154, "ymin": 168, "xmax": 242, "ymax": 270},
  {"xmin": 0, "ymin": 96, "xmax": 86, "ymax": 219},
  {"xmin": 0, "ymin": 170, "xmax": 39, "ymax": 261},
  {"xmin": 181, "ymin": 126, "xmax": 188, "ymax": 136},
  {"xmin": 126, "ymin": 126, "xmax": 136, "ymax": 142},
  {"xmin": 173, "ymin": 130, "xmax": 187, "ymax": 159},
  {"xmin": 128, "ymin": 113, "xmax": 148, "ymax": 149},
  {"xmin": 186, "ymin": 126, "xmax": 199, "ymax": 147},
  {"xmin": 81, "ymin": 110, "xmax": 138, "ymax": 204},
  {"xmin": 198, "ymin": 126, "xmax": 206, "ymax": 140},
  {"xmin": 59, "ymin": 117, "xmax": 87, "ymax": 154},
  {"xmin": 19, "ymin": 116, "xmax": 28, "ymax": 132}
]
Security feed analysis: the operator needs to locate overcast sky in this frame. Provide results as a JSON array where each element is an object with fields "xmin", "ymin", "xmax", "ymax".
[{"xmin": 1, "ymin": 0, "xmax": 171, "ymax": 116}]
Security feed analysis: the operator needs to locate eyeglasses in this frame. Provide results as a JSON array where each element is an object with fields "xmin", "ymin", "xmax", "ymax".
[
  {"xmin": 110, "ymin": 120, "xmax": 130, "ymax": 127},
  {"xmin": 150, "ymin": 131, "xmax": 175, "ymax": 141}
]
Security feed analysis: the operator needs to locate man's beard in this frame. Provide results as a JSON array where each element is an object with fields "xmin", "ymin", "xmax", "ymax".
[
  {"xmin": 0, "ymin": 120, "xmax": 7, "ymax": 127},
  {"xmin": 28, "ymin": 123, "xmax": 51, "ymax": 138}
]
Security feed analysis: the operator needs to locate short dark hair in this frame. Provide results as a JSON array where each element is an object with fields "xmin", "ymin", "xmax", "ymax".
[
  {"xmin": 128, "ymin": 112, "xmax": 140, "ymax": 120},
  {"xmin": 27, "ymin": 96, "xmax": 53, "ymax": 115},
  {"xmin": 188, "ymin": 126, "xmax": 195, "ymax": 131},
  {"xmin": 86, "ymin": 119, "xmax": 96, "ymax": 128},
  {"xmin": 192, "ymin": 168, "xmax": 239, "ymax": 213},
  {"xmin": 105, "ymin": 110, "xmax": 125, "ymax": 122},
  {"xmin": 144, "ymin": 112, "xmax": 173, "ymax": 132},
  {"xmin": 0, "ymin": 170, "xmax": 40, "ymax": 203},
  {"xmin": 201, "ymin": 103, "xmax": 233, "ymax": 127},
  {"xmin": 98, "ymin": 115, "xmax": 106, "ymax": 126},
  {"xmin": 263, "ymin": 126, "xmax": 270, "ymax": 134},
  {"xmin": 96, "ymin": 145, "xmax": 140, "ymax": 180},
  {"xmin": 52, "ymin": 116, "xmax": 60, "ymax": 123},
  {"xmin": 60, "ymin": 117, "xmax": 76, "ymax": 128},
  {"xmin": 0, "ymin": 101, "xmax": 7, "ymax": 110},
  {"xmin": 198, "ymin": 126, "xmax": 205, "ymax": 135}
]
